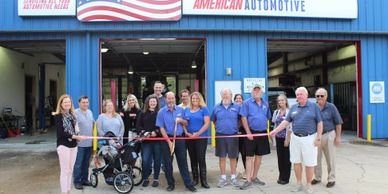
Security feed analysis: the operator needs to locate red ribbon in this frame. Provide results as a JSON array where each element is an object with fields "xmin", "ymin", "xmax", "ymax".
[{"xmin": 85, "ymin": 133, "xmax": 269, "ymax": 141}]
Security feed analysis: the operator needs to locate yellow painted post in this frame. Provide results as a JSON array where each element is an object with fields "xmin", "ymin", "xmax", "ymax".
[
  {"xmin": 93, "ymin": 122, "xmax": 97, "ymax": 154},
  {"xmin": 211, "ymin": 122, "xmax": 216, "ymax": 147},
  {"xmin": 367, "ymin": 114, "xmax": 372, "ymax": 142}
]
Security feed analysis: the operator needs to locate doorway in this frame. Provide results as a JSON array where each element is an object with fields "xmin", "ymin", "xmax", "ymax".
[{"xmin": 100, "ymin": 39, "xmax": 206, "ymax": 109}]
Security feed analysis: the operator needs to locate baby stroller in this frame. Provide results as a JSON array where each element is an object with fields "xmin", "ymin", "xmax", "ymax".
[{"xmin": 90, "ymin": 132, "xmax": 142, "ymax": 193}]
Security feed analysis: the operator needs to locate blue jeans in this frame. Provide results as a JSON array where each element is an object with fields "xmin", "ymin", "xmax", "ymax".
[
  {"xmin": 141, "ymin": 141, "xmax": 161, "ymax": 180},
  {"xmin": 161, "ymin": 139, "xmax": 192, "ymax": 187},
  {"xmin": 73, "ymin": 146, "xmax": 92, "ymax": 184}
]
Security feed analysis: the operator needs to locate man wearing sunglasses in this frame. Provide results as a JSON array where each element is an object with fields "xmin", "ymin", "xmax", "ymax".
[{"xmin": 312, "ymin": 88, "xmax": 343, "ymax": 188}]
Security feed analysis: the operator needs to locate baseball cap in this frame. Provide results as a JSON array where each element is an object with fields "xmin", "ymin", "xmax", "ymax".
[{"xmin": 253, "ymin": 84, "xmax": 262, "ymax": 89}]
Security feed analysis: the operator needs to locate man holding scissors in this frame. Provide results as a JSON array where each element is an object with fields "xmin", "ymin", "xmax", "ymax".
[{"xmin": 156, "ymin": 92, "xmax": 197, "ymax": 192}]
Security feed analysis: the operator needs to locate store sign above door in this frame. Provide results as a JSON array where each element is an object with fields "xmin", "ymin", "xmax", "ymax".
[
  {"xmin": 182, "ymin": 0, "xmax": 358, "ymax": 19},
  {"xmin": 18, "ymin": 0, "xmax": 76, "ymax": 16},
  {"xmin": 77, "ymin": 0, "xmax": 182, "ymax": 21}
]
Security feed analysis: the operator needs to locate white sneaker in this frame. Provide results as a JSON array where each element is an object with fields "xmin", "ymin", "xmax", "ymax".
[
  {"xmin": 306, "ymin": 187, "xmax": 314, "ymax": 194},
  {"xmin": 291, "ymin": 184, "xmax": 303, "ymax": 192},
  {"xmin": 217, "ymin": 178, "xmax": 228, "ymax": 188},
  {"xmin": 230, "ymin": 177, "xmax": 239, "ymax": 187}
]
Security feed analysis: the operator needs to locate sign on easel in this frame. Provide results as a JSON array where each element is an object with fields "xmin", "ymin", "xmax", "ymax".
[{"xmin": 243, "ymin": 78, "xmax": 266, "ymax": 93}]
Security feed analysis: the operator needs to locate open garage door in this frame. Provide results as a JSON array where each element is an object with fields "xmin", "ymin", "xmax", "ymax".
[
  {"xmin": 0, "ymin": 40, "xmax": 66, "ymax": 136},
  {"xmin": 100, "ymin": 38, "xmax": 206, "ymax": 109},
  {"xmin": 267, "ymin": 40, "xmax": 359, "ymax": 136}
]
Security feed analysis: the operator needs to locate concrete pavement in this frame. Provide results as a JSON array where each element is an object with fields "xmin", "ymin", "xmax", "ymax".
[{"xmin": 0, "ymin": 131, "xmax": 387, "ymax": 194}]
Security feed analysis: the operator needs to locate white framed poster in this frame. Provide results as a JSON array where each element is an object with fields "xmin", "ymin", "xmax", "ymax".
[
  {"xmin": 243, "ymin": 78, "xmax": 266, "ymax": 93},
  {"xmin": 370, "ymin": 81, "xmax": 385, "ymax": 103},
  {"xmin": 214, "ymin": 80, "xmax": 242, "ymax": 104}
]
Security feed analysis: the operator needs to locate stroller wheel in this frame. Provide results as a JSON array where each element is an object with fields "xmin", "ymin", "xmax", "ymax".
[
  {"xmin": 90, "ymin": 173, "xmax": 98, "ymax": 188},
  {"xmin": 131, "ymin": 166, "xmax": 142, "ymax": 186},
  {"xmin": 113, "ymin": 172, "xmax": 134, "ymax": 193}
]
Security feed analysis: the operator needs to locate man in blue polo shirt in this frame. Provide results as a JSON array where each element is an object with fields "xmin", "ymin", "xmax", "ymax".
[
  {"xmin": 156, "ymin": 92, "xmax": 196, "ymax": 192},
  {"xmin": 211, "ymin": 88, "xmax": 241, "ymax": 188},
  {"xmin": 270, "ymin": 87, "xmax": 323, "ymax": 194},
  {"xmin": 312, "ymin": 88, "xmax": 343, "ymax": 188},
  {"xmin": 239, "ymin": 84, "xmax": 271, "ymax": 190}
]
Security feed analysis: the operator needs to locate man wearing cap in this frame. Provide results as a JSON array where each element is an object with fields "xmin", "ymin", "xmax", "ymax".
[
  {"xmin": 156, "ymin": 92, "xmax": 197, "ymax": 192},
  {"xmin": 270, "ymin": 87, "xmax": 323, "ymax": 194},
  {"xmin": 312, "ymin": 88, "xmax": 343, "ymax": 188},
  {"xmin": 239, "ymin": 84, "xmax": 272, "ymax": 190}
]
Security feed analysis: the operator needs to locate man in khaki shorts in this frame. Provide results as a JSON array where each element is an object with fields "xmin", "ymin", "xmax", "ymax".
[{"xmin": 270, "ymin": 87, "xmax": 323, "ymax": 194}]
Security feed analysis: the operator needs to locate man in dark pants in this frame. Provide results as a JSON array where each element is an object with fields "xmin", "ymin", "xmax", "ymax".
[
  {"xmin": 73, "ymin": 96, "xmax": 94, "ymax": 189},
  {"xmin": 156, "ymin": 92, "xmax": 197, "ymax": 192}
]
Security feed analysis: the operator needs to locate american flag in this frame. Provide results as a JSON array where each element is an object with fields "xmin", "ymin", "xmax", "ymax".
[{"xmin": 77, "ymin": 0, "xmax": 182, "ymax": 22}]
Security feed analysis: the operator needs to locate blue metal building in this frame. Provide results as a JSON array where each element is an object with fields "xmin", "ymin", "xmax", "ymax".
[{"xmin": 0, "ymin": 0, "xmax": 387, "ymax": 138}]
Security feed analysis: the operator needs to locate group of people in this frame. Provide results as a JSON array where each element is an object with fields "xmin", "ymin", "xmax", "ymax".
[{"xmin": 54, "ymin": 81, "xmax": 343, "ymax": 194}]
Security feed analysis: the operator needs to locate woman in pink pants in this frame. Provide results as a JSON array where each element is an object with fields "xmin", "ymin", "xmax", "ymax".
[{"xmin": 53, "ymin": 94, "xmax": 85, "ymax": 194}]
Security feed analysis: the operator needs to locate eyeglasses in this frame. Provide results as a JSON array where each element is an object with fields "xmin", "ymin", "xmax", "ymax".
[{"xmin": 316, "ymin": 95, "xmax": 325, "ymax": 98}]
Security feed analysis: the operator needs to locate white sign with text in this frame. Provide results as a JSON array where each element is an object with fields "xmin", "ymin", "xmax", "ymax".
[
  {"xmin": 369, "ymin": 81, "xmax": 385, "ymax": 103},
  {"xmin": 183, "ymin": 0, "xmax": 358, "ymax": 19},
  {"xmin": 18, "ymin": 0, "xmax": 76, "ymax": 16},
  {"xmin": 243, "ymin": 78, "xmax": 266, "ymax": 93}
]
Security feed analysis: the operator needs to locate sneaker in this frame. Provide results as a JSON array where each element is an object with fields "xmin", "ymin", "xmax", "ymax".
[
  {"xmin": 105, "ymin": 177, "xmax": 114, "ymax": 185},
  {"xmin": 253, "ymin": 177, "xmax": 265, "ymax": 186},
  {"xmin": 306, "ymin": 187, "xmax": 314, "ymax": 194},
  {"xmin": 231, "ymin": 178, "xmax": 239, "ymax": 187},
  {"xmin": 152, "ymin": 180, "xmax": 159, "ymax": 187},
  {"xmin": 291, "ymin": 184, "xmax": 303, "ymax": 192},
  {"xmin": 74, "ymin": 183, "xmax": 83, "ymax": 190},
  {"xmin": 239, "ymin": 181, "xmax": 253, "ymax": 190},
  {"xmin": 217, "ymin": 177, "xmax": 228, "ymax": 188},
  {"xmin": 142, "ymin": 179, "xmax": 150, "ymax": 187}
]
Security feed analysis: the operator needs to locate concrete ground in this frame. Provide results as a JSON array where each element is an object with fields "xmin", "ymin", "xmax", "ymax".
[{"xmin": 0, "ymin": 130, "xmax": 388, "ymax": 194}]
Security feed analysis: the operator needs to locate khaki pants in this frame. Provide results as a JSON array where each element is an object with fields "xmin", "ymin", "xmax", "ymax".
[{"xmin": 314, "ymin": 130, "xmax": 336, "ymax": 182}]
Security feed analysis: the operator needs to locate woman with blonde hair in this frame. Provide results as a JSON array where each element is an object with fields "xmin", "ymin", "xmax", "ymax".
[
  {"xmin": 120, "ymin": 94, "xmax": 141, "ymax": 144},
  {"xmin": 272, "ymin": 94, "xmax": 292, "ymax": 185},
  {"xmin": 184, "ymin": 92, "xmax": 210, "ymax": 188},
  {"xmin": 53, "ymin": 94, "xmax": 86, "ymax": 194},
  {"xmin": 96, "ymin": 99, "xmax": 125, "ymax": 184}
]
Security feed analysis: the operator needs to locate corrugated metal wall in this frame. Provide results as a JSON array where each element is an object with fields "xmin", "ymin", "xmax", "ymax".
[
  {"xmin": 1, "ymin": 31, "xmax": 388, "ymax": 138},
  {"xmin": 1, "ymin": 0, "xmax": 388, "ymax": 138}
]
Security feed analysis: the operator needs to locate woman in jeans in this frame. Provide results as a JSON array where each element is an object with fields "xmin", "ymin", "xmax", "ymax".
[
  {"xmin": 96, "ymin": 99, "xmax": 125, "ymax": 184},
  {"xmin": 53, "ymin": 94, "xmax": 85, "ymax": 194},
  {"xmin": 184, "ymin": 92, "xmax": 210, "ymax": 188},
  {"xmin": 136, "ymin": 95, "xmax": 161, "ymax": 187}
]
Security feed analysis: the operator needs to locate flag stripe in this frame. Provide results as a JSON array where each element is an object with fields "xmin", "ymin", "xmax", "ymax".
[
  {"xmin": 78, "ymin": 8, "xmax": 180, "ymax": 20},
  {"xmin": 131, "ymin": 0, "xmax": 181, "ymax": 6},
  {"xmin": 77, "ymin": 0, "xmax": 182, "ymax": 21}
]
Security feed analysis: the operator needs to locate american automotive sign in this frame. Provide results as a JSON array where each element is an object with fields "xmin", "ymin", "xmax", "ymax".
[{"xmin": 182, "ymin": 0, "xmax": 358, "ymax": 19}]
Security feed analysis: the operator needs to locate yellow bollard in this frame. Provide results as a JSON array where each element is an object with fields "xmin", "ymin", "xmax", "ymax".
[
  {"xmin": 93, "ymin": 122, "xmax": 97, "ymax": 154},
  {"xmin": 367, "ymin": 114, "xmax": 372, "ymax": 142},
  {"xmin": 211, "ymin": 122, "xmax": 216, "ymax": 148}
]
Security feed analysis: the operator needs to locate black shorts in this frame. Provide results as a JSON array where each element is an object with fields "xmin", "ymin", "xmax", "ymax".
[
  {"xmin": 244, "ymin": 130, "xmax": 270, "ymax": 156},
  {"xmin": 215, "ymin": 134, "xmax": 239, "ymax": 158}
]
